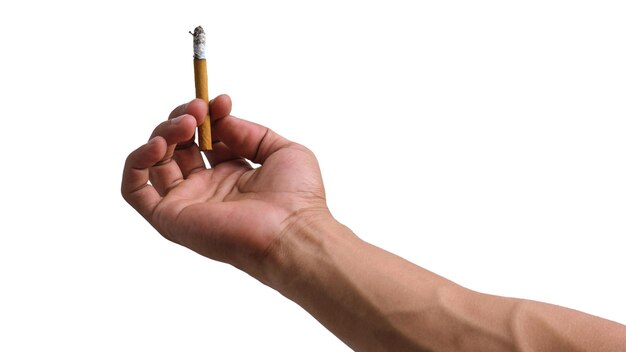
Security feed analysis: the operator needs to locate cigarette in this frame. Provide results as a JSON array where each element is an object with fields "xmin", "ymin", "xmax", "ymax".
[{"xmin": 191, "ymin": 26, "xmax": 212, "ymax": 151}]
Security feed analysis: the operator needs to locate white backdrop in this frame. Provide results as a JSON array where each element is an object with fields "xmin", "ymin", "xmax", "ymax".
[{"xmin": 1, "ymin": 1, "xmax": 625, "ymax": 350}]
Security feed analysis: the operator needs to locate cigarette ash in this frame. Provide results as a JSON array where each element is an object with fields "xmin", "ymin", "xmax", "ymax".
[{"xmin": 190, "ymin": 26, "xmax": 206, "ymax": 60}]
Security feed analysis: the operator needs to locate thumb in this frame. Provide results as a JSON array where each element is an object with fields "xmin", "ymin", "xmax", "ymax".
[{"xmin": 211, "ymin": 95, "xmax": 291, "ymax": 164}]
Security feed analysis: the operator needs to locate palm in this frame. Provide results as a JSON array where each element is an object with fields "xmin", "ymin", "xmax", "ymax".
[{"xmin": 155, "ymin": 139, "xmax": 323, "ymax": 264}]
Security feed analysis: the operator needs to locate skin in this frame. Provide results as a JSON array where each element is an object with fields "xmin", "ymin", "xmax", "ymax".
[{"xmin": 122, "ymin": 95, "xmax": 626, "ymax": 351}]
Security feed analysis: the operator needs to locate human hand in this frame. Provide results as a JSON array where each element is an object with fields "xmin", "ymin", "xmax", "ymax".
[{"xmin": 121, "ymin": 95, "xmax": 329, "ymax": 273}]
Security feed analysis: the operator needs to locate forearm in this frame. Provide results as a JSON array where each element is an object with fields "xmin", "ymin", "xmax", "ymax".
[
  {"xmin": 263, "ymin": 214, "xmax": 457, "ymax": 351},
  {"xmin": 258, "ymin": 213, "xmax": 626, "ymax": 351}
]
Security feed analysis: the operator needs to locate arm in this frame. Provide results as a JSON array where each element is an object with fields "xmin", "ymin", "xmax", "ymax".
[
  {"xmin": 264, "ymin": 215, "xmax": 626, "ymax": 351},
  {"xmin": 122, "ymin": 95, "xmax": 626, "ymax": 352}
]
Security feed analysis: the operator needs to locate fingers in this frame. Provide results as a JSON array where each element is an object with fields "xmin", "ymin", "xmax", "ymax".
[
  {"xmin": 148, "ymin": 115, "xmax": 196, "ymax": 195},
  {"xmin": 209, "ymin": 94, "xmax": 232, "ymax": 125},
  {"xmin": 173, "ymin": 144, "xmax": 206, "ymax": 177},
  {"xmin": 121, "ymin": 137, "xmax": 165, "ymax": 221},
  {"xmin": 167, "ymin": 95, "xmax": 243, "ymax": 173},
  {"xmin": 205, "ymin": 95, "xmax": 248, "ymax": 167},
  {"xmin": 151, "ymin": 113, "xmax": 198, "ymax": 161},
  {"xmin": 169, "ymin": 99, "xmax": 208, "ymax": 125},
  {"xmin": 168, "ymin": 94, "xmax": 291, "ymax": 169},
  {"xmin": 167, "ymin": 99, "xmax": 208, "ymax": 177}
]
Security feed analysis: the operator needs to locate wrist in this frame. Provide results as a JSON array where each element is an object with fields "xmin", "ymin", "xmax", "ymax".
[{"xmin": 255, "ymin": 208, "xmax": 358, "ymax": 292}]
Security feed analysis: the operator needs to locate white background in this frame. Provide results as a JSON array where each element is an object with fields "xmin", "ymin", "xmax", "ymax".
[{"xmin": 1, "ymin": 1, "xmax": 625, "ymax": 350}]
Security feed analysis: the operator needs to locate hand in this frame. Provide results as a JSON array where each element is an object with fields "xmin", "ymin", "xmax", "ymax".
[{"xmin": 121, "ymin": 95, "xmax": 329, "ymax": 273}]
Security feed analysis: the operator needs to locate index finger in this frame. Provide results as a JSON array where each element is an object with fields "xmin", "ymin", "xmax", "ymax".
[
  {"xmin": 169, "ymin": 99, "xmax": 208, "ymax": 125},
  {"xmin": 168, "ymin": 99, "xmax": 209, "ymax": 176}
]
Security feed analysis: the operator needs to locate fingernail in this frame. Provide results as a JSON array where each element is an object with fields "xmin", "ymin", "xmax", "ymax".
[
  {"xmin": 171, "ymin": 115, "xmax": 185, "ymax": 125},
  {"xmin": 147, "ymin": 137, "xmax": 158, "ymax": 145}
]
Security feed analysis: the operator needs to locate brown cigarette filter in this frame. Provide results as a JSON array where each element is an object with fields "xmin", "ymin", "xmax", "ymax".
[{"xmin": 194, "ymin": 59, "xmax": 212, "ymax": 151}]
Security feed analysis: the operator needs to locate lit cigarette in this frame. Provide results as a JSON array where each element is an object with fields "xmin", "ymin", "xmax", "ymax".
[{"xmin": 191, "ymin": 26, "xmax": 212, "ymax": 151}]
